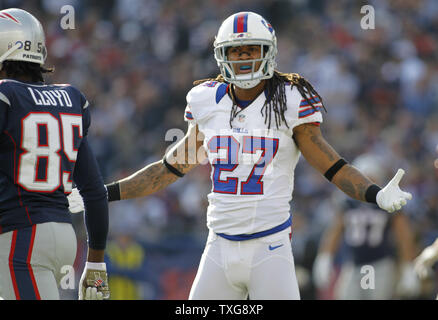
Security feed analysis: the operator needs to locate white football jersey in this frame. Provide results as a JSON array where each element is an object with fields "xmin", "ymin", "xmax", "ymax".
[{"xmin": 184, "ymin": 79, "xmax": 323, "ymax": 236}]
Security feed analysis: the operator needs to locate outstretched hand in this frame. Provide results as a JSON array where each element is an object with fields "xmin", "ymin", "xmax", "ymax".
[{"xmin": 376, "ymin": 169, "xmax": 412, "ymax": 213}]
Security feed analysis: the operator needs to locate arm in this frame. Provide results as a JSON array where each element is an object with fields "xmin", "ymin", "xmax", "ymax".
[
  {"xmin": 67, "ymin": 124, "xmax": 207, "ymax": 211},
  {"xmin": 318, "ymin": 212, "xmax": 345, "ymax": 255},
  {"xmin": 293, "ymin": 123, "xmax": 412, "ymax": 212},
  {"xmin": 73, "ymin": 136, "xmax": 109, "ymax": 256},
  {"xmin": 391, "ymin": 213, "xmax": 421, "ymax": 297},
  {"xmin": 73, "ymin": 136, "xmax": 110, "ymax": 300},
  {"xmin": 392, "ymin": 213, "xmax": 417, "ymax": 262},
  {"xmin": 313, "ymin": 212, "xmax": 344, "ymax": 288},
  {"xmin": 293, "ymin": 123, "xmax": 375, "ymax": 201},
  {"xmin": 115, "ymin": 123, "xmax": 206, "ymax": 200}
]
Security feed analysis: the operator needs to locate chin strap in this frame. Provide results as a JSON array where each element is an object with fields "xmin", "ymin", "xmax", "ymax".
[{"xmin": 0, "ymin": 43, "xmax": 22, "ymax": 70}]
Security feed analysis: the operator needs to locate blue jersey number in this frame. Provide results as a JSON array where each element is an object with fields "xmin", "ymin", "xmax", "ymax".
[{"xmin": 207, "ymin": 135, "xmax": 279, "ymax": 195}]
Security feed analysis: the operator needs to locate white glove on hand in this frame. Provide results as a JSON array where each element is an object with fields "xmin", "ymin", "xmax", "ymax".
[
  {"xmin": 396, "ymin": 263, "xmax": 421, "ymax": 298},
  {"xmin": 376, "ymin": 169, "xmax": 412, "ymax": 213},
  {"xmin": 67, "ymin": 188, "xmax": 85, "ymax": 214},
  {"xmin": 414, "ymin": 245, "xmax": 438, "ymax": 279},
  {"xmin": 312, "ymin": 253, "xmax": 333, "ymax": 289},
  {"xmin": 78, "ymin": 262, "xmax": 110, "ymax": 300}
]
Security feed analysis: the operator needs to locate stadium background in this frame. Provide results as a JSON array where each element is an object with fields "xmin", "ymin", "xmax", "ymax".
[{"xmin": 1, "ymin": 0, "xmax": 437, "ymax": 299}]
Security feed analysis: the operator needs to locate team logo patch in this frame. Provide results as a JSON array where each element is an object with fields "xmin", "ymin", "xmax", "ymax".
[
  {"xmin": 94, "ymin": 278, "xmax": 104, "ymax": 287},
  {"xmin": 268, "ymin": 244, "xmax": 283, "ymax": 251},
  {"xmin": 86, "ymin": 272, "xmax": 107, "ymax": 289},
  {"xmin": 261, "ymin": 20, "xmax": 274, "ymax": 33},
  {"xmin": 0, "ymin": 12, "xmax": 21, "ymax": 24}
]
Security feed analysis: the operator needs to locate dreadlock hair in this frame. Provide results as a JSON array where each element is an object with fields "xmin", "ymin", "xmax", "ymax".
[
  {"xmin": 193, "ymin": 71, "xmax": 326, "ymax": 129},
  {"xmin": 1, "ymin": 60, "xmax": 54, "ymax": 83}
]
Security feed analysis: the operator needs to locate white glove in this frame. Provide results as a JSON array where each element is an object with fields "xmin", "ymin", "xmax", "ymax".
[
  {"xmin": 376, "ymin": 169, "xmax": 412, "ymax": 213},
  {"xmin": 414, "ymin": 245, "xmax": 438, "ymax": 280},
  {"xmin": 67, "ymin": 188, "xmax": 85, "ymax": 214},
  {"xmin": 78, "ymin": 262, "xmax": 110, "ymax": 300},
  {"xmin": 396, "ymin": 263, "xmax": 421, "ymax": 297},
  {"xmin": 312, "ymin": 253, "xmax": 333, "ymax": 289}
]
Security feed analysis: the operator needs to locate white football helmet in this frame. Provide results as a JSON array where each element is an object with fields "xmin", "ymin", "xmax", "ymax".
[
  {"xmin": 0, "ymin": 8, "xmax": 47, "ymax": 70},
  {"xmin": 214, "ymin": 12, "xmax": 277, "ymax": 89},
  {"xmin": 352, "ymin": 153, "xmax": 386, "ymax": 183}
]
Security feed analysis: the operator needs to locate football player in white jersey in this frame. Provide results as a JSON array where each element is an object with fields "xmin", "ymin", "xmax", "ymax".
[{"xmin": 69, "ymin": 11, "xmax": 413, "ymax": 300}]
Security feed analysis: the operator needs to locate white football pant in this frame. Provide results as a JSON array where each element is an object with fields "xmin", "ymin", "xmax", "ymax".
[
  {"xmin": 189, "ymin": 228, "xmax": 300, "ymax": 300},
  {"xmin": 0, "ymin": 222, "xmax": 77, "ymax": 300}
]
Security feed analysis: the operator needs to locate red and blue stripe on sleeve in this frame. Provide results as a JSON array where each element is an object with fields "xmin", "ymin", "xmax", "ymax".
[
  {"xmin": 298, "ymin": 96, "xmax": 322, "ymax": 119},
  {"xmin": 184, "ymin": 105, "xmax": 194, "ymax": 121}
]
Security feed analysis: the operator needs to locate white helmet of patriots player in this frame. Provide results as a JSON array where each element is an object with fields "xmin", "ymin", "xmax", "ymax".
[
  {"xmin": 352, "ymin": 153, "xmax": 386, "ymax": 184},
  {"xmin": 214, "ymin": 12, "xmax": 277, "ymax": 89},
  {"xmin": 0, "ymin": 8, "xmax": 47, "ymax": 70}
]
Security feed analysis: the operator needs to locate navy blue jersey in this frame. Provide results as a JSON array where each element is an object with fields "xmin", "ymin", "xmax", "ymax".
[
  {"xmin": 341, "ymin": 199, "xmax": 394, "ymax": 265},
  {"xmin": 0, "ymin": 79, "xmax": 91, "ymax": 233}
]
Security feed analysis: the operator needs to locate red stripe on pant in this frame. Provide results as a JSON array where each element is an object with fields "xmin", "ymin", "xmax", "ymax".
[
  {"xmin": 27, "ymin": 225, "xmax": 40, "ymax": 299},
  {"xmin": 8, "ymin": 230, "xmax": 19, "ymax": 299},
  {"xmin": 8, "ymin": 225, "xmax": 41, "ymax": 300}
]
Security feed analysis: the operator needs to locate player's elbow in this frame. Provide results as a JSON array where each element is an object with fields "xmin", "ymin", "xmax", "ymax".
[{"xmin": 79, "ymin": 182, "xmax": 108, "ymax": 203}]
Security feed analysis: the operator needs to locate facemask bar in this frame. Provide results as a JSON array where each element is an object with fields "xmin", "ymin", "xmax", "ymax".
[
  {"xmin": 0, "ymin": 43, "xmax": 22, "ymax": 70},
  {"xmin": 214, "ymin": 39, "xmax": 276, "ymax": 85}
]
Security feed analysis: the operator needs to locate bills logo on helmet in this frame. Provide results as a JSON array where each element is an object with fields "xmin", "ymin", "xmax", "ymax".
[
  {"xmin": 261, "ymin": 20, "xmax": 274, "ymax": 33},
  {"xmin": 0, "ymin": 12, "xmax": 21, "ymax": 24}
]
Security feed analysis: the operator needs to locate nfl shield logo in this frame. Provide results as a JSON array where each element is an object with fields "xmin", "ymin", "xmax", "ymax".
[{"xmin": 238, "ymin": 114, "xmax": 245, "ymax": 122}]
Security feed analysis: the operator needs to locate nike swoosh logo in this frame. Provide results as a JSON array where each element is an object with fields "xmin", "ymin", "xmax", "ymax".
[{"xmin": 268, "ymin": 244, "xmax": 284, "ymax": 251}]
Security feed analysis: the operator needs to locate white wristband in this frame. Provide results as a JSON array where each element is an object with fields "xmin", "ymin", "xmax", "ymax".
[{"xmin": 85, "ymin": 262, "xmax": 107, "ymax": 271}]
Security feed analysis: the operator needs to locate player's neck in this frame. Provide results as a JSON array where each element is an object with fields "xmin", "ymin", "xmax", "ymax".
[
  {"xmin": 232, "ymin": 80, "xmax": 266, "ymax": 102},
  {"xmin": 12, "ymin": 75, "xmax": 35, "ymax": 83},
  {"xmin": 0, "ymin": 71, "xmax": 34, "ymax": 83}
]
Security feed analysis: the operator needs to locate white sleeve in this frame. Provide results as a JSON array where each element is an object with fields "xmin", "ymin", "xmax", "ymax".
[
  {"xmin": 184, "ymin": 104, "xmax": 196, "ymax": 125},
  {"xmin": 296, "ymin": 95, "xmax": 323, "ymax": 124},
  {"xmin": 183, "ymin": 83, "xmax": 217, "ymax": 125},
  {"xmin": 286, "ymin": 86, "xmax": 324, "ymax": 129}
]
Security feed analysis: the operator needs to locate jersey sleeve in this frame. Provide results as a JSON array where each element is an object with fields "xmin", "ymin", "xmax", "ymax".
[
  {"xmin": 184, "ymin": 82, "xmax": 219, "ymax": 125},
  {"xmin": 0, "ymin": 84, "xmax": 11, "ymax": 132},
  {"xmin": 295, "ymin": 95, "xmax": 323, "ymax": 125},
  {"xmin": 0, "ymin": 99, "xmax": 9, "ymax": 132},
  {"xmin": 73, "ymin": 136, "xmax": 108, "ymax": 250},
  {"xmin": 80, "ymin": 93, "xmax": 91, "ymax": 137},
  {"xmin": 184, "ymin": 103, "xmax": 195, "ymax": 124},
  {"xmin": 285, "ymin": 86, "xmax": 324, "ymax": 129},
  {"xmin": 68, "ymin": 85, "xmax": 91, "ymax": 136}
]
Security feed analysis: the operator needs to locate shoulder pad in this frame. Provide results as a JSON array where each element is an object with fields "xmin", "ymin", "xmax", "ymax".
[
  {"xmin": 187, "ymin": 81, "xmax": 225, "ymax": 106},
  {"xmin": 0, "ymin": 80, "xmax": 11, "ymax": 106},
  {"xmin": 186, "ymin": 81, "xmax": 228, "ymax": 123}
]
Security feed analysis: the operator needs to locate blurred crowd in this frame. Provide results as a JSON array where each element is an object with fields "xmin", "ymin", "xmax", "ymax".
[{"xmin": 2, "ymin": 0, "xmax": 437, "ymax": 299}]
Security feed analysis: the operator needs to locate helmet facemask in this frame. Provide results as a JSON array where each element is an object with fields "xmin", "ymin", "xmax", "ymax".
[{"xmin": 214, "ymin": 39, "xmax": 277, "ymax": 89}]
